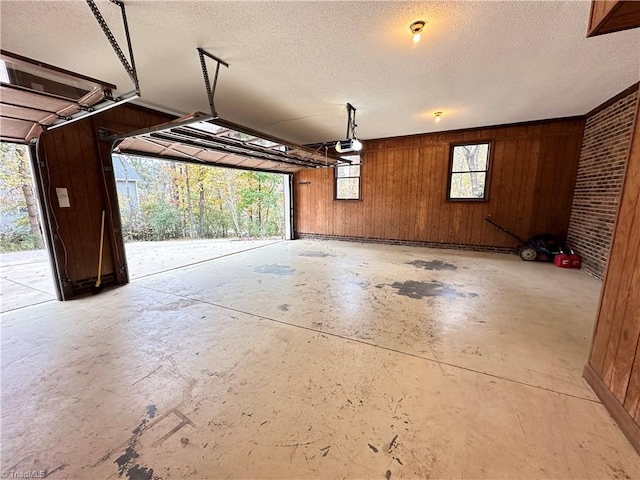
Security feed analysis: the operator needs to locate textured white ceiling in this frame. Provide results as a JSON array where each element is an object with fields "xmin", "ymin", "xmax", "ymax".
[{"xmin": 1, "ymin": 1, "xmax": 639, "ymax": 144}]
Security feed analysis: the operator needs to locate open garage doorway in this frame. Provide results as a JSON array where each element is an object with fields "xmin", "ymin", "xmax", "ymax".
[
  {"xmin": 0, "ymin": 143, "xmax": 56, "ymax": 311},
  {"xmin": 113, "ymin": 154, "xmax": 287, "ymax": 279}
]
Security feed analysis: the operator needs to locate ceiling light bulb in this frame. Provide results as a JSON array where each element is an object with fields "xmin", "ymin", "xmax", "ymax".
[
  {"xmin": 434, "ymin": 111, "xmax": 442, "ymax": 122},
  {"xmin": 410, "ymin": 20, "xmax": 426, "ymax": 43}
]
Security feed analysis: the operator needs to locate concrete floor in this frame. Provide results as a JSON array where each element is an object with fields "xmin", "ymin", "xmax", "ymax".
[
  {"xmin": 0, "ymin": 239, "xmax": 280, "ymax": 312},
  {"xmin": 1, "ymin": 240, "xmax": 638, "ymax": 479}
]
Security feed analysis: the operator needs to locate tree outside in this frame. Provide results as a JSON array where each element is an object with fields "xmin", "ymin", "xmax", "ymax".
[
  {"xmin": 0, "ymin": 147, "xmax": 285, "ymax": 253},
  {"xmin": 116, "ymin": 155, "xmax": 285, "ymax": 243},
  {"xmin": 449, "ymin": 143, "xmax": 489, "ymax": 199},
  {"xmin": 0, "ymin": 143, "xmax": 44, "ymax": 253}
]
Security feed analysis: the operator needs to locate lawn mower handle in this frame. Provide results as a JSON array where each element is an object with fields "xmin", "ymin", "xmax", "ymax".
[{"xmin": 482, "ymin": 216, "xmax": 528, "ymax": 245}]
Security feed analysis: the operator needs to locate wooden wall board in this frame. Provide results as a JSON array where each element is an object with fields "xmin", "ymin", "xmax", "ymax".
[{"xmin": 294, "ymin": 118, "xmax": 585, "ymax": 249}]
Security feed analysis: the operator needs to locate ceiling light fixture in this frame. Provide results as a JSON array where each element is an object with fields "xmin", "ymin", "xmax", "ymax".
[
  {"xmin": 335, "ymin": 103, "xmax": 363, "ymax": 153},
  {"xmin": 434, "ymin": 111, "xmax": 442, "ymax": 122},
  {"xmin": 410, "ymin": 20, "xmax": 426, "ymax": 43}
]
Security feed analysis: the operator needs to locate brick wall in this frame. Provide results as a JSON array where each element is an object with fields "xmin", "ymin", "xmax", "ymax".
[{"xmin": 567, "ymin": 86, "xmax": 638, "ymax": 279}]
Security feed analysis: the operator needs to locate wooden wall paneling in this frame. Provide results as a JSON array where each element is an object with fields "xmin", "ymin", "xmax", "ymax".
[
  {"xmin": 351, "ymin": 166, "xmax": 359, "ymax": 237},
  {"xmin": 407, "ymin": 147, "xmax": 418, "ymax": 240},
  {"xmin": 588, "ymin": 0, "xmax": 640, "ymax": 37},
  {"xmin": 625, "ymin": 346, "xmax": 640, "ymax": 416},
  {"xmin": 610, "ymin": 244, "xmax": 640, "ymax": 402},
  {"xmin": 585, "ymin": 88, "xmax": 640, "ymax": 455},
  {"xmin": 448, "ymin": 199, "xmax": 461, "ymax": 243},
  {"xmin": 332, "ymin": 170, "xmax": 339, "ymax": 235},
  {"xmin": 360, "ymin": 153, "xmax": 370, "ymax": 238},
  {"xmin": 592, "ymin": 251, "xmax": 630, "ymax": 376},
  {"xmin": 66, "ymin": 121, "xmax": 97, "ymax": 282},
  {"xmin": 324, "ymin": 168, "xmax": 332, "ymax": 234},
  {"xmin": 71, "ymin": 120, "xmax": 104, "ymax": 281},
  {"xmin": 316, "ymin": 169, "xmax": 323, "ymax": 232},
  {"xmin": 392, "ymin": 148, "xmax": 404, "ymax": 239},
  {"xmin": 294, "ymin": 118, "xmax": 584, "ymax": 250},
  {"xmin": 387, "ymin": 150, "xmax": 398, "ymax": 238},
  {"xmin": 530, "ymin": 136, "xmax": 560, "ymax": 236},
  {"xmin": 405, "ymin": 148, "xmax": 416, "ymax": 240},
  {"xmin": 394, "ymin": 148, "xmax": 405, "ymax": 239},
  {"xmin": 376, "ymin": 151, "xmax": 384, "ymax": 238},
  {"xmin": 295, "ymin": 170, "xmax": 303, "ymax": 232},
  {"xmin": 382, "ymin": 152, "xmax": 394, "ymax": 239},
  {"xmin": 306, "ymin": 170, "xmax": 313, "ymax": 232},
  {"xmin": 46, "ymin": 128, "xmax": 83, "ymax": 282},
  {"xmin": 51, "ymin": 125, "xmax": 87, "ymax": 279},
  {"xmin": 513, "ymin": 137, "xmax": 531, "ymax": 239},
  {"xmin": 591, "ymin": 132, "xmax": 640, "ymax": 378},
  {"xmin": 304, "ymin": 170, "xmax": 320, "ymax": 232},
  {"xmin": 546, "ymin": 136, "xmax": 569, "ymax": 236},
  {"xmin": 584, "ymin": 363, "xmax": 640, "ymax": 454},
  {"xmin": 506, "ymin": 137, "xmax": 524, "ymax": 240},
  {"xmin": 315, "ymin": 169, "xmax": 323, "ymax": 233},
  {"xmin": 421, "ymin": 142, "xmax": 431, "ymax": 240},
  {"xmin": 436, "ymin": 143, "xmax": 449, "ymax": 243},
  {"xmin": 401, "ymin": 148, "xmax": 413, "ymax": 240},
  {"xmin": 417, "ymin": 147, "xmax": 429, "ymax": 240},
  {"xmin": 390, "ymin": 149, "xmax": 400, "ymax": 239},
  {"xmin": 366, "ymin": 151, "xmax": 378, "ymax": 238},
  {"xmin": 603, "ymin": 144, "xmax": 640, "ymax": 397},
  {"xmin": 495, "ymin": 139, "xmax": 518, "ymax": 241},
  {"xmin": 367, "ymin": 153, "xmax": 378, "ymax": 238},
  {"xmin": 528, "ymin": 136, "xmax": 550, "ymax": 236},
  {"xmin": 415, "ymin": 147, "xmax": 429, "ymax": 240},
  {"xmin": 589, "ymin": 0, "xmax": 618, "ymax": 31},
  {"xmin": 486, "ymin": 139, "xmax": 506, "ymax": 246}
]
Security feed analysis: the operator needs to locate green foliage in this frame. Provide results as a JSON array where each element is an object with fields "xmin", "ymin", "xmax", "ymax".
[
  {"xmin": 0, "ymin": 143, "xmax": 45, "ymax": 252},
  {"xmin": 115, "ymin": 155, "xmax": 285, "ymax": 242},
  {"xmin": 144, "ymin": 198, "xmax": 181, "ymax": 240},
  {"xmin": 0, "ymin": 228, "xmax": 39, "ymax": 252}
]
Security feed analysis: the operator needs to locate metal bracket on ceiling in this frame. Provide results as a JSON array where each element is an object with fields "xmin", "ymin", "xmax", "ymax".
[
  {"xmin": 345, "ymin": 103, "xmax": 358, "ymax": 139},
  {"xmin": 86, "ymin": 0, "xmax": 140, "ymax": 93},
  {"xmin": 197, "ymin": 48, "xmax": 229, "ymax": 119}
]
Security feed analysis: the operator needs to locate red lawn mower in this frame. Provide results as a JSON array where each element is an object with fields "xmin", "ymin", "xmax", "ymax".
[{"xmin": 483, "ymin": 216, "xmax": 581, "ymax": 268}]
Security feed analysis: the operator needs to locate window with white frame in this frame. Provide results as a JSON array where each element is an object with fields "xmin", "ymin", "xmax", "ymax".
[{"xmin": 335, "ymin": 155, "xmax": 361, "ymax": 200}]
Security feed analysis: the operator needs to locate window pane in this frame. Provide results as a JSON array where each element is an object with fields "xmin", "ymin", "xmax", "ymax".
[
  {"xmin": 336, "ymin": 178, "xmax": 360, "ymax": 199},
  {"xmin": 452, "ymin": 143, "xmax": 489, "ymax": 172},
  {"xmin": 449, "ymin": 172, "xmax": 487, "ymax": 199},
  {"xmin": 337, "ymin": 164, "xmax": 360, "ymax": 178}
]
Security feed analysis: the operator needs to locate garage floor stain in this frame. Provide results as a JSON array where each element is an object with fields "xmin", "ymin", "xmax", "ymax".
[
  {"xmin": 406, "ymin": 259, "xmax": 457, "ymax": 271},
  {"xmin": 386, "ymin": 280, "xmax": 477, "ymax": 299}
]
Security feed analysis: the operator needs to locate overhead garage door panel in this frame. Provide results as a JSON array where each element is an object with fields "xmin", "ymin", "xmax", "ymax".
[
  {"xmin": 114, "ymin": 113, "xmax": 348, "ymax": 175},
  {"xmin": 0, "ymin": 50, "xmax": 119, "ymax": 144}
]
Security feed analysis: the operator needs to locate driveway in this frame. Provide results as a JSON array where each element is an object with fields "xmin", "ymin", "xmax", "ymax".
[{"xmin": 0, "ymin": 238, "xmax": 281, "ymax": 312}]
